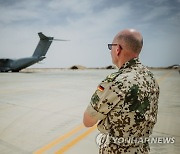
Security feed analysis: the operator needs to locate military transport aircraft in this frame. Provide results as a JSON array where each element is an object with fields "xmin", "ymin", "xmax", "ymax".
[{"xmin": 0, "ymin": 32, "xmax": 68, "ymax": 72}]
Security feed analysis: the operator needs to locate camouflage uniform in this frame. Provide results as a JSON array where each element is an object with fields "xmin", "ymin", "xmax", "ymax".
[{"xmin": 86, "ymin": 58, "xmax": 159, "ymax": 154}]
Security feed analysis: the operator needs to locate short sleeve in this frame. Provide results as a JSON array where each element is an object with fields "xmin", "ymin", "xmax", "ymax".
[{"xmin": 87, "ymin": 80, "xmax": 125, "ymax": 120}]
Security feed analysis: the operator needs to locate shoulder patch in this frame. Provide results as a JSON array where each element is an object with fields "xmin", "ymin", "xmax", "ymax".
[
  {"xmin": 98, "ymin": 85, "xmax": 104, "ymax": 92},
  {"xmin": 91, "ymin": 92, "xmax": 100, "ymax": 104}
]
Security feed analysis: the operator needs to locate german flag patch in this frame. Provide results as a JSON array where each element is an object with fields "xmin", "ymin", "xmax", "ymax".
[{"xmin": 97, "ymin": 85, "xmax": 104, "ymax": 92}]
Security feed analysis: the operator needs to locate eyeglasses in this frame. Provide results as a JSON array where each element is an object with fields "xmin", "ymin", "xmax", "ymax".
[
  {"xmin": 108, "ymin": 44, "xmax": 122, "ymax": 50},
  {"xmin": 108, "ymin": 44, "xmax": 117, "ymax": 50}
]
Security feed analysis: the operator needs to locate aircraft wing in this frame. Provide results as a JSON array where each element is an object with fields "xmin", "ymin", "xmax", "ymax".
[{"xmin": 38, "ymin": 32, "xmax": 53, "ymax": 40}]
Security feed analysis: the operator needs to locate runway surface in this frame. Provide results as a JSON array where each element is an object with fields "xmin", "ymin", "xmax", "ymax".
[{"xmin": 0, "ymin": 69, "xmax": 179, "ymax": 154}]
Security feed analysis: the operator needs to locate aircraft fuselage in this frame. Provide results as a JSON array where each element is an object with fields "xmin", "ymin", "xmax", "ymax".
[{"xmin": 0, "ymin": 56, "xmax": 45, "ymax": 72}]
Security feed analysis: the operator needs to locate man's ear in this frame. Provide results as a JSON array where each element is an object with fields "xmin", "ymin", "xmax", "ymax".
[{"xmin": 116, "ymin": 47, "xmax": 121, "ymax": 56}]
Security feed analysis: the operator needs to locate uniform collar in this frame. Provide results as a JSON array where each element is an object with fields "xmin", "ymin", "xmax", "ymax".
[{"xmin": 119, "ymin": 58, "xmax": 141, "ymax": 70}]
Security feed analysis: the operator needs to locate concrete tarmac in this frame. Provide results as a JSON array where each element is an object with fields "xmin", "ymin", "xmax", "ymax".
[{"xmin": 0, "ymin": 69, "xmax": 179, "ymax": 154}]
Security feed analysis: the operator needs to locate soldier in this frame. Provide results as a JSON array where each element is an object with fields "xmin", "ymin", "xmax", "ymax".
[{"xmin": 83, "ymin": 29, "xmax": 159, "ymax": 154}]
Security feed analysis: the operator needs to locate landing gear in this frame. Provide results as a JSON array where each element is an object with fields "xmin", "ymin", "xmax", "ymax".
[{"xmin": 12, "ymin": 70, "xmax": 20, "ymax": 72}]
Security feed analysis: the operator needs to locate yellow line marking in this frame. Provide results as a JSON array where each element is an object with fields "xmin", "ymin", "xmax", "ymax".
[
  {"xmin": 55, "ymin": 125, "xmax": 97, "ymax": 154},
  {"xmin": 157, "ymin": 71, "xmax": 172, "ymax": 83},
  {"xmin": 34, "ymin": 124, "xmax": 85, "ymax": 154}
]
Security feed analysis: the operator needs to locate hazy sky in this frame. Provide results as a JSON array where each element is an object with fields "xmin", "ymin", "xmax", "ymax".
[{"xmin": 0, "ymin": 0, "xmax": 180, "ymax": 68}]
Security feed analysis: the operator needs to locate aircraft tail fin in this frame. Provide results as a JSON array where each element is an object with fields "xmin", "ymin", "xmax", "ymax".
[{"xmin": 32, "ymin": 32, "xmax": 53, "ymax": 58}]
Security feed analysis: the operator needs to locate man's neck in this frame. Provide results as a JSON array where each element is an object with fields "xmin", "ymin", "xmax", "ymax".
[{"xmin": 117, "ymin": 56, "xmax": 138, "ymax": 68}]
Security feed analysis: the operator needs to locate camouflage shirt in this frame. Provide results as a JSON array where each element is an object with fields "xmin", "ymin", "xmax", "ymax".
[{"xmin": 86, "ymin": 58, "xmax": 159, "ymax": 153}]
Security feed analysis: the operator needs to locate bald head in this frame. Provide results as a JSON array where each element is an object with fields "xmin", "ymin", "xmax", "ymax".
[{"xmin": 114, "ymin": 29, "xmax": 143, "ymax": 54}]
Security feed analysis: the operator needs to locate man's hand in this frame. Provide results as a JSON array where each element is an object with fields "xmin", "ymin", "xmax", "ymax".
[{"xmin": 83, "ymin": 110, "xmax": 98, "ymax": 127}]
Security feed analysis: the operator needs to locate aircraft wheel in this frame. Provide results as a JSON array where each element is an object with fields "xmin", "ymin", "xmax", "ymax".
[{"xmin": 12, "ymin": 70, "xmax": 19, "ymax": 72}]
